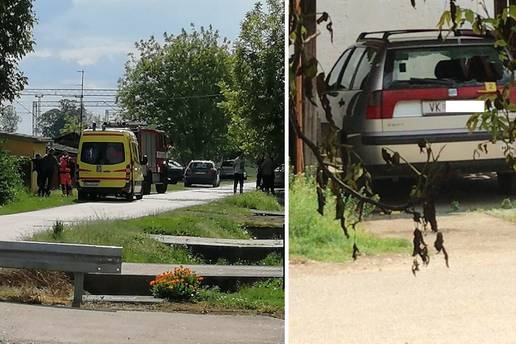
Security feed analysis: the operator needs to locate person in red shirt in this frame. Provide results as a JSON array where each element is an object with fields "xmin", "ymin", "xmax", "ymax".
[{"xmin": 59, "ymin": 152, "xmax": 72, "ymax": 196}]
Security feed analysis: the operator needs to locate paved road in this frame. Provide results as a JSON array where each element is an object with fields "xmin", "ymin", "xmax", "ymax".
[
  {"xmin": 289, "ymin": 212, "xmax": 516, "ymax": 343},
  {"xmin": 0, "ymin": 183, "xmax": 254, "ymax": 241},
  {"xmin": 0, "ymin": 302, "xmax": 283, "ymax": 344}
]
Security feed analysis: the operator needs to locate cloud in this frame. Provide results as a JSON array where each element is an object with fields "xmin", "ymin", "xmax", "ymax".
[{"xmin": 26, "ymin": 39, "xmax": 135, "ymax": 66}]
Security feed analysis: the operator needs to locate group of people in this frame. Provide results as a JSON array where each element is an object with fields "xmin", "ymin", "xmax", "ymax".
[
  {"xmin": 32, "ymin": 149, "xmax": 75, "ymax": 197},
  {"xmin": 256, "ymin": 154, "xmax": 276, "ymax": 194},
  {"xmin": 232, "ymin": 153, "xmax": 277, "ymax": 195}
]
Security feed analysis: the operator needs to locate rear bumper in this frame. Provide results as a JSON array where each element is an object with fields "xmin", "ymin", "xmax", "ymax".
[
  {"xmin": 185, "ymin": 176, "xmax": 217, "ymax": 184},
  {"xmin": 77, "ymin": 184, "xmax": 131, "ymax": 194},
  {"xmin": 355, "ymin": 133, "xmax": 511, "ymax": 178},
  {"xmin": 367, "ymin": 158, "xmax": 509, "ymax": 178}
]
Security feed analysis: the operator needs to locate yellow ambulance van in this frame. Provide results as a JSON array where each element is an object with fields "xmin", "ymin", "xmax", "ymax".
[{"xmin": 77, "ymin": 127, "xmax": 146, "ymax": 201}]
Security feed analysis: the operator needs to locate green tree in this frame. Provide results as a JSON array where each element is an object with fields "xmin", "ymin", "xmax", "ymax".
[
  {"xmin": 118, "ymin": 26, "xmax": 232, "ymax": 162},
  {"xmin": 0, "ymin": 0, "xmax": 35, "ymax": 103},
  {"xmin": 0, "ymin": 105, "xmax": 20, "ymax": 133},
  {"xmin": 0, "ymin": 147, "xmax": 22, "ymax": 205},
  {"xmin": 37, "ymin": 99, "xmax": 84, "ymax": 137},
  {"xmin": 219, "ymin": 0, "xmax": 285, "ymax": 158}
]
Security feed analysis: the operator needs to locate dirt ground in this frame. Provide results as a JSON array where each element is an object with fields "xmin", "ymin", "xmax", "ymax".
[{"xmin": 289, "ymin": 211, "xmax": 516, "ymax": 343}]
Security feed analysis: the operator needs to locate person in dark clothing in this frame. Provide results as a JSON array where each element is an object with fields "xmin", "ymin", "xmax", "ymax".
[
  {"xmin": 256, "ymin": 154, "xmax": 264, "ymax": 190},
  {"xmin": 32, "ymin": 154, "xmax": 44, "ymax": 197},
  {"xmin": 39, "ymin": 149, "xmax": 59, "ymax": 196},
  {"xmin": 261, "ymin": 153, "xmax": 275, "ymax": 195},
  {"xmin": 233, "ymin": 152, "xmax": 245, "ymax": 194}
]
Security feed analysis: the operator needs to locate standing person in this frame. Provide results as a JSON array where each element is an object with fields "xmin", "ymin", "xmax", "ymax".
[
  {"xmin": 256, "ymin": 154, "xmax": 264, "ymax": 190},
  {"xmin": 233, "ymin": 152, "xmax": 245, "ymax": 194},
  {"xmin": 59, "ymin": 152, "xmax": 72, "ymax": 196},
  {"xmin": 40, "ymin": 148, "xmax": 59, "ymax": 196},
  {"xmin": 32, "ymin": 154, "xmax": 44, "ymax": 197},
  {"xmin": 261, "ymin": 153, "xmax": 275, "ymax": 195}
]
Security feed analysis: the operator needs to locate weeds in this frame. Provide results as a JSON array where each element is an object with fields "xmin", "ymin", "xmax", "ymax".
[
  {"xmin": 290, "ymin": 175, "xmax": 410, "ymax": 262},
  {"xmin": 52, "ymin": 221, "xmax": 64, "ymax": 239}
]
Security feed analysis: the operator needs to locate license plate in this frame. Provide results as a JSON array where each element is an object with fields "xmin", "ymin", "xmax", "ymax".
[
  {"xmin": 422, "ymin": 100, "xmax": 484, "ymax": 115},
  {"xmin": 421, "ymin": 101, "xmax": 445, "ymax": 115},
  {"xmin": 83, "ymin": 182, "xmax": 98, "ymax": 187},
  {"xmin": 195, "ymin": 171, "xmax": 205, "ymax": 175}
]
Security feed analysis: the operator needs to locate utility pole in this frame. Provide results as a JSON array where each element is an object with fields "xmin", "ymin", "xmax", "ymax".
[
  {"xmin": 33, "ymin": 94, "xmax": 44, "ymax": 136},
  {"xmin": 78, "ymin": 70, "xmax": 85, "ymax": 131}
]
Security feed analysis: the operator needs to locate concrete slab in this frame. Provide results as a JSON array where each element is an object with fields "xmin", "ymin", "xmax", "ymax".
[
  {"xmin": 149, "ymin": 234, "xmax": 283, "ymax": 248},
  {"xmin": 121, "ymin": 263, "xmax": 283, "ymax": 278}
]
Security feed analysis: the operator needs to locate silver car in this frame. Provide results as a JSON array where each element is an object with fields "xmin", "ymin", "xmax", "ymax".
[{"xmin": 324, "ymin": 29, "xmax": 514, "ymax": 188}]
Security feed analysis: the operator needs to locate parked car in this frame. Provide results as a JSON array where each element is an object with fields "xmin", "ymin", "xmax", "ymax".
[
  {"xmin": 166, "ymin": 160, "xmax": 184, "ymax": 184},
  {"xmin": 220, "ymin": 159, "xmax": 235, "ymax": 179},
  {"xmin": 274, "ymin": 164, "xmax": 285, "ymax": 188},
  {"xmin": 184, "ymin": 160, "xmax": 220, "ymax": 187},
  {"xmin": 219, "ymin": 159, "xmax": 248, "ymax": 180},
  {"xmin": 324, "ymin": 29, "xmax": 515, "ymax": 189}
]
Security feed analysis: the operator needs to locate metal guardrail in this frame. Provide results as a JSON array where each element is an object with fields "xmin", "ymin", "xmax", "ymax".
[{"xmin": 0, "ymin": 241, "xmax": 122, "ymax": 307}]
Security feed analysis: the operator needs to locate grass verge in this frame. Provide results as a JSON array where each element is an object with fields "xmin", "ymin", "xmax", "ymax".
[
  {"xmin": 0, "ymin": 189, "xmax": 75, "ymax": 216},
  {"xmin": 196, "ymin": 279, "xmax": 283, "ymax": 316},
  {"xmin": 31, "ymin": 191, "xmax": 283, "ymax": 265},
  {"xmin": 289, "ymin": 175, "xmax": 410, "ymax": 263},
  {"xmin": 487, "ymin": 208, "xmax": 516, "ymax": 223}
]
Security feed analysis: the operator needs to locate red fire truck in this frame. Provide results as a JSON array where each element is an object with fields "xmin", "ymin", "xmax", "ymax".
[{"xmin": 101, "ymin": 122, "xmax": 170, "ymax": 194}]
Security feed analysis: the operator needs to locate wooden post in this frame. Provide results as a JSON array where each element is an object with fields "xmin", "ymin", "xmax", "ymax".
[
  {"xmin": 294, "ymin": 0, "xmax": 305, "ymax": 174},
  {"xmin": 72, "ymin": 272, "xmax": 84, "ymax": 308}
]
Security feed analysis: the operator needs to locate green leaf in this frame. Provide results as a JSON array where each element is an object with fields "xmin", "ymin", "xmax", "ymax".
[
  {"xmin": 464, "ymin": 9, "xmax": 475, "ymax": 23},
  {"xmin": 509, "ymin": 5, "xmax": 516, "ymax": 19},
  {"xmin": 495, "ymin": 39, "xmax": 508, "ymax": 48}
]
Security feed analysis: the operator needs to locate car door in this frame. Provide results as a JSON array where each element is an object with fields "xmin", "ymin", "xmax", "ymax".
[{"xmin": 323, "ymin": 46, "xmax": 377, "ymax": 144}]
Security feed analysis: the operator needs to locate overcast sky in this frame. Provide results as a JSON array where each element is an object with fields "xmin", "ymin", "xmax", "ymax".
[{"xmin": 15, "ymin": 0, "xmax": 258, "ymax": 135}]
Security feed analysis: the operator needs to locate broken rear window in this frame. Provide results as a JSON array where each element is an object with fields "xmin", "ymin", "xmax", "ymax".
[{"xmin": 383, "ymin": 45, "xmax": 511, "ymax": 89}]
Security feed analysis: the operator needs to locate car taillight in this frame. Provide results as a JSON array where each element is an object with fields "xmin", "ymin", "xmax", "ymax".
[
  {"xmin": 208, "ymin": 168, "xmax": 216, "ymax": 176},
  {"xmin": 125, "ymin": 164, "xmax": 131, "ymax": 180},
  {"xmin": 366, "ymin": 90, "xmax": 383, "ymax": 119},
  {"xmin": 510, "ymin": 88, "xmax": 516, "ymax": 103}
]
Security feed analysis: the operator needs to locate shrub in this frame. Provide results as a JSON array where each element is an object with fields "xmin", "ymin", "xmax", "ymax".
[
  {"xmin": 0, "ymin": 147, "xmax": 23, "ymax": 205},
  {"xmin": 52, "ymin": 221, "xmax": 64, "ymax": 239},
  {"xmin": 501, "ymin": 198, "xmax": 513, "ymax": 209},
  {"xmin": 150, "ymin": 266, "xmax": 203, "ymax": 301}
]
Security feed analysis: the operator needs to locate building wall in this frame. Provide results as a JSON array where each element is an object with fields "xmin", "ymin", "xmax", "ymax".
[
  {"xmin": 0, "ymin": 138, "xmax": 47, "ymax": 192},
  {"xmin": 317, "ymin": 0, "xmax": 494, "ymax": 74}
]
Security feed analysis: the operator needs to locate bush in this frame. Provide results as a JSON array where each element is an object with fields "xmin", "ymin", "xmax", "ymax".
[
  {"xmin": 0, "ymin": 148, "xmax": 23, "ymax": 205},
  {"xmin": 150, "ymin": 266, "xmax": 203, "ymax": 301}
]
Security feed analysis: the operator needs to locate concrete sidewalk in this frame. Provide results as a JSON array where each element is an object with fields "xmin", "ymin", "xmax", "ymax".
[{"xmin": 0, "ymin": 302, "xmax": 284, "ymax": 344}]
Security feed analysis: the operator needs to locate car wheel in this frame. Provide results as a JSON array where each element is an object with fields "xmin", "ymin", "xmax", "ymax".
[
  {"xmin": 77, "ymin": 190, "xmax": 87, "ymax": 201},
  {"xmin": 125, "ymin": 183, "xmax": 134, "ymax": 201},
  {"xmin": 497, "ymin": 172, "xmax": 516, "ymax": 195}
]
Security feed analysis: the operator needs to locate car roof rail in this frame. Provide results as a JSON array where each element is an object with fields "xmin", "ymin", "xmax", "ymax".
[{"xmin": 356, "ymin": 29, "xmax": 491, "ymax": 42}]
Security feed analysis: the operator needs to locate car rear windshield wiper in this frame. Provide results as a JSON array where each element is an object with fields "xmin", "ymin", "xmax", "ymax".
[{"xmin": 408, "ymin": 78, "xmax": 455, "ymax": 86}]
